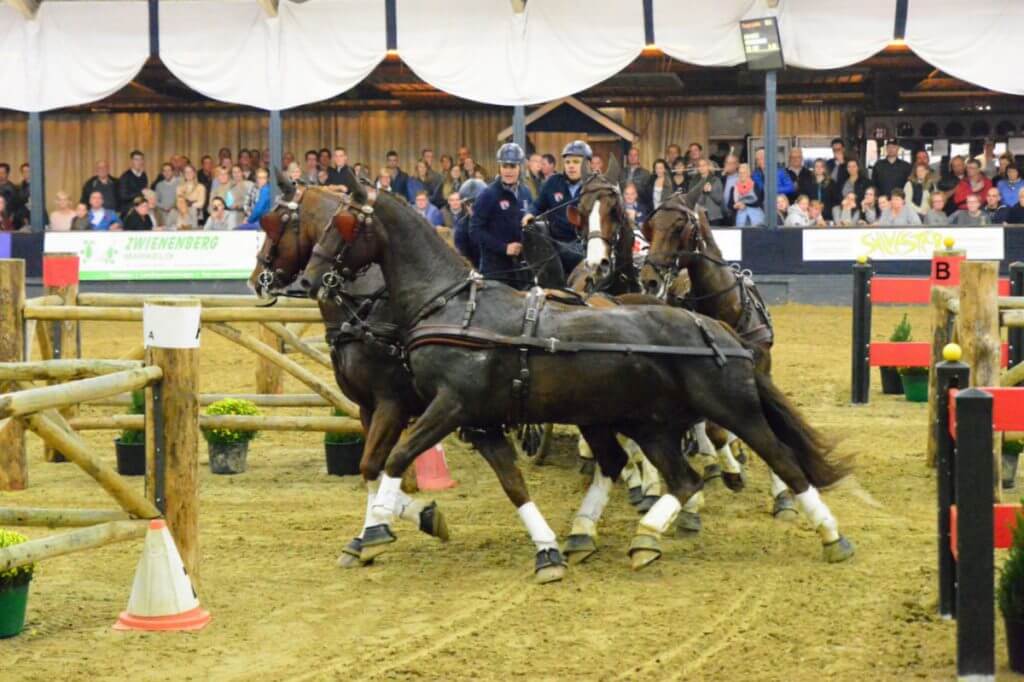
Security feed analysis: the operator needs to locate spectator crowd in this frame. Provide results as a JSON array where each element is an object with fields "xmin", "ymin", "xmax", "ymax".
[{"xmin": 1, "ymin": 136, "xmax": 1022, "ymax": 233}]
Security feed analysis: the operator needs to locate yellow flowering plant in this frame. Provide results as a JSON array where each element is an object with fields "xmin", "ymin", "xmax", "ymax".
[
  {"xmin": 0, "ymin": 530, "xmax": 34, "ymax": 590},
  {"xmin": 201, "ymin": 399, "xmax": 260, "ymax": 445}
]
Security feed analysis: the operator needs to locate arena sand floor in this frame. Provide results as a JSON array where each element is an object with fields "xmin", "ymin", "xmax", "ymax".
[{"xmin": 3, "ymin": 304, "xmax": 1009, "ymax": 680}]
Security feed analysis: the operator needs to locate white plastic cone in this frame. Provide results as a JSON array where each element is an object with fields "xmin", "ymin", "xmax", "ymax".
[{"xmin": 114, "ymin": 519, "xmax": 210, "ymax": 631}]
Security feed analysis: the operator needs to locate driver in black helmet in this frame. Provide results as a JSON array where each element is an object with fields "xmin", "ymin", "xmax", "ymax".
[
  {"xmin": 521, "ymin": 140, "xmax": 591, "ymax": 275},
  {"xmin": 453, "ymin": 178, "xmax": 486, "ymax": 268},
  {"xmin": 469, "ymin": 142, "xmax": 534, "ymax": 288}
]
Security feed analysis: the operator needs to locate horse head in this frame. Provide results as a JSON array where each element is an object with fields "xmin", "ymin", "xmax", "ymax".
[
  {"xmin": 567, "ymin": 174, "xmax": 633, "ymax": 293},
  {"xmin": 643, "ymin": 192, "xmax": 708, "ymax": 272},
  {"xmin": 301, "ymin": 187, "xmax": 383, "ymax": 301}
]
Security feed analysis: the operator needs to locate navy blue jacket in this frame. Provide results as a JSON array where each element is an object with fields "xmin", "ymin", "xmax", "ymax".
[
  {"xmin": 470, "ymin": 179, "xmax": 533, "ymax": 277},
  {"xmin": 453, "ymin": 211, "xmax": 479, "ymax": 268},
  {"xmin": 530, "ymin": 174, "xmax": 583, "ymax": 243}
]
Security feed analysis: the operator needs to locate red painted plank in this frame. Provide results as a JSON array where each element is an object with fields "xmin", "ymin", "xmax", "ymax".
[
  {"xmin": 950, "ymin": 386, "xmax": 1024, "ymax": 435},
  {"xmin": 869, "ymin": 342, "xmax": 930, "ymax": 366},
  {"xmin": 42, "ymin": 255, "xmax": 79, "ymax": 287},
  {"xmin": 869, "ymin": 276, "xmax": 1009, "ymax": 304},
  {"xmin": 949, "ymin": 504, "xmax": 1022, "ymax": 560}
]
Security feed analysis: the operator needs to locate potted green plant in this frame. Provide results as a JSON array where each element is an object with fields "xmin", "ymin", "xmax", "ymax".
[
  {"xmin": 898, "ymin": 366, "xmax": 930, "ymax": 402},
  {"xmin": 325, "ymin": 408, "xmax": 364, "ymax": 476},
  {"xmin": 880, "ymin": 314, "xmax": 911, "ymax": 394},
  {"xmin": 115, "ymin": 390, "xmax": 146, "ymax": 476},
  {"xmin": 0, "ymin": 529, "xmax": 34, "ymax": 638},
  {"xmin": 998, "ymin": 502, "xmax": 1024, "ymax": 672},
  {"xmin": 202, "ymin": 399, "xmax": 260, "ymax": 475}
]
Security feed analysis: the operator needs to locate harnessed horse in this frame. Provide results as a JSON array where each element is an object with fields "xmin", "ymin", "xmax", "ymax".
[{"xmin": 300, "ymin": 187, "xmax": 855, "ymax": 577}]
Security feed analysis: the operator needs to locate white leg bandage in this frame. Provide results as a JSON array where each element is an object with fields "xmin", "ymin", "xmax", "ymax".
[
  {"xmin": 394, "ymin": 488, "xmax": 425, "ymax": 525},
  {"xmin": 368, "ymin": 473, "xmax": 401, "ymax": 526},
  {"xmin": 639, "ymin": 494, "xmax": 682, "ymax": 535},
  {"xmin": 621, "ymin": 459, "xmax": 642, "ymax": 490},
  {"xmin": 794, "ymin": 487, "xmax": 840, "ymax": 543},
  {"xmin": 693, "ymin": 422, "xmax": 715, "ymax": 456},
  {"xmin": 682, "ymin": 490, "xmax": 704, "ymax": 513},
  {"xmin": 639, "ymin": 455, "xmax": 662, "ymax": 497},
  {"xmin": 359, "ymin": 479, "xmax": 380, "ymax": 534},
  {"xmin": 717, "ymin": 444, "xmax": 742, "ymax": 474},
  {"xmin": 769, "ymin": 471, "xmax": 789, "ymax": 498},
  {"xmin": 577, "ymin": 435, "xmax": 593, "ymax": 460},
  {"xmin": 517, "ymin": 501, "xmax": 558, "ymax": 551},
  {"xmin": 724, "ymin": 431, "xmax": 738, "ymax": 446},
  {"xmin": 571, "ymin": 471, "xmax": 613, "ymax": 537}
]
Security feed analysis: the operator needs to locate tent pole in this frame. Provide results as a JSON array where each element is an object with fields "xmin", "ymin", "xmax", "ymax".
[
  {"xmin": 764, "ymin": 70, "xmax": 778, "ymax": 230},
  {"xmin": 28, "ymin": 112, "xmax": 45, "ymax": 233}
]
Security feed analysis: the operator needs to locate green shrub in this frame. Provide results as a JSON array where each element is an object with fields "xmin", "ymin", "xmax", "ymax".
[
  {"xmin": 118, "ymin": 389, "xmax": 145, "ymax": 445},
  {"xmin": 1007, "ymin": 439, "xmax": 1024, "ymax": 457},
  {"xmin": 890, "ymin": 314, "xmax": 912, "ymax": 342},
  {"xmin": 0, "ymin": 529, "xmax": 34, "ymax": 590},
  {"xmin": 999, "ymin": 501, "xmax": 1024, "ymax": 621},
  {"xmin": 898, "ymin": 366, "xmax": 929, "ymax": 377},
  {"xmin": 202, "ymin": 399, "xmax": 260, "ymax": 446},
  {"xmin": 325, "ymin": 407, "xmax": 364, "ymax": 445}
]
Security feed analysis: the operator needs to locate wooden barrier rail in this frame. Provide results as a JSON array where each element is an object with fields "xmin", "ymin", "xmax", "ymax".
[
  {"xmin": 88, "ymin": 392, "xmax": 331, "ymax": 408},
  {"xmin": 69, "ymin": 414, "xmax": 363, "ymax": 434},
  {"xmin": 23, "ymin": 305, "xmax": 324, "ymax": 323},
  {"xmin": 76, "ymin": 292, "xmax": 319, "ymax": 308},
  {"xmin": 0, "ymin": 520, "xmax": 150, "ymax": 572},
  {"xmin": 0, "ymin": 507, "xmax": 131, "ymax": 527},
  {"xmin": 0, "ymin": 359, "xmax": 144, "ymax": 381},
  {"xmin": 0, "ymin": 366, "xmax": 163, "ymax": 419}
]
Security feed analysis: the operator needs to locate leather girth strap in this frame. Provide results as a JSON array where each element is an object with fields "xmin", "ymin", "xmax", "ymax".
[{"xmin": 509, "ymin": 286, "xmax": 548, "ymax": 424}]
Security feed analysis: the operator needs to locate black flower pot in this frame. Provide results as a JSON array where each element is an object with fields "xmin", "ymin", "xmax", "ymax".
[
  {"xmin": 325, "ymin": 441, "xmax": 363, "ymax": 476},
  {"xmin": 114, "ymin": 439, "xmax": 146, "ymax": 476},
  {"xmin": 879, "ymin": 366, "xmax": 903, "ymax": 394},
  {"xmin": 1006, "ymin": 616, "xmax": 1024, "ymax": 673}
]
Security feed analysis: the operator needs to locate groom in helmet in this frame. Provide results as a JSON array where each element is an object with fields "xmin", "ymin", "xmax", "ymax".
[
  {"xmin": 469, "ymin": 142, "xmax": 534, "ymax": 288},
  {"xmin": 522, "ymin": 140, "xmax": 592, "ymax": 275}
]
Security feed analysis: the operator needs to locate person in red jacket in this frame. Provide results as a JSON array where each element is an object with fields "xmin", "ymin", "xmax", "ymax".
[{"xmin": 953, "ymin": 159, "xmax": 992, "ymax": 211}]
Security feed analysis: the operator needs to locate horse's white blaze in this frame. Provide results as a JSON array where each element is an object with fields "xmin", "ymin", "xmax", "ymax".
[
  {"xmin": 585, "ymin": 202, "xmax": 607, "ymax": 266},
  {"xmin": 368, "ymin": 473, "xmax": 401, "ymax": 526},
  {"xmin": 794, "ymin": 486, "xmax": 840, "ymax": 543},
  {"xmin": 639, "ymin": 494, "xmax": 682, "ymax": 535},
  {"xmin": 517, "ymin": 501, "xmax": 558, "ymax": 550}
]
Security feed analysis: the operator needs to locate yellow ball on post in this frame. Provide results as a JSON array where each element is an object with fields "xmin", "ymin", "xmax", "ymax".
[
  {"xmin": 942, "ymin": 343, "xmax": 963, "ymax": 363},
  {"xmin": 856, "ymin": 255, "xmax": 868, "ymax": 264},
  {"xmin": 943, "ymin": 236, "xmax": 955, "ymax": 250}
]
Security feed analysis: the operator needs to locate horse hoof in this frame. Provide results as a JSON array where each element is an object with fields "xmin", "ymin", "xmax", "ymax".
[
  {"xmin": 734, "ymin": 445, "xmax": 748, "ymax": 466},
  {"xmin": 359, "ymin": 524, "xmax": 397, "ymax": 562},
  {"xmin": 772, "ymin": 491, "xmax": 799, "ymax": 523},
  {"xmin": 534, "ymin": 548, "xmax": 567, "ymax": 583},
  {"xmin": 636, "ymin": 495, "xmax": 659, "ymax": 514},
  {"xmin": 337, "ymin": 538, "xmax": 372, "ymax": 568},
  {"xmin": 419, "ymin": 501, "xmax": 450, "ymax": 542},
  {"xmin": 579, "ymin": 459, "xmax": 595, "ymax": 476},
  {"xmin": 628, "ymin": 534, "xmax": 662, "ymax": 570},
  {"xmin": 722, "ymin": 471, "xmax": 745, "ymax": 493},
  {"xmin": 675, "ymin": 511, "xmax": 702, "ymax": 535},
  {"xmin": 628, "ymin": 486, "xmax": 644, "ymax": 507},
  {"xmin": 564, "ymin": 534, "xmax": 598, "ymax": 565},
  {"xmin": 703, "ymin": 463, "xmax": 723, "ymax": 485},
  {"xmin": 823, "ymin": 536, "xmax": 856, "ymax": 563}
]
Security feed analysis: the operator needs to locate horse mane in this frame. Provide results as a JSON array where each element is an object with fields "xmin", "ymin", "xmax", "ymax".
[{"xmin": 373, "ymin": 189, "xmax": 470, "ymax": 274}]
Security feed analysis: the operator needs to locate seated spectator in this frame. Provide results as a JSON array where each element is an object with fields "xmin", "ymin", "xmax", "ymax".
[
  {"xmin": 953, "ymin": 159, "xmax": 993, "ymax": 211},
  {"xmin": 622, "ymin": 182, "xmax": 649, "ymax": 227},
  {"xmin": 859, "ymin": 187, "xmax": 879, "ymax": 225},
  {"xmin": 0, "ymin": 163, "xmax": 19, "ymax": 210},
  {"xmin": 70, "ymin": 202, "xmax": 90, "ymax": 231},
  {"xmin": 287, "ymin": 161, "xmax": 303, "ymax": 186},
  {"xmin": 80, "ymin": 160, "xmax": 118, "ymax": 211},
  {"xmin": 842, "ymin": 159, "xmax": 871, "ymax": 202},
  {"xmin": 728, "ymin": 163, "xmax": 764, "ymax": 227},
  {"xmin": 1007, "ymin": 188, "xmax": 1024, "ymax": 224},
  {"xmin": 784, "ymin": 194, "xmax": 811, "ymax": 227},
  {"xmin": 925, "ymin": 193, "xmax": 950, "ymax": 225},
  {"xmin": 806, "ymin": 199, "xmax": 827, "ymax": 227},
  {"xmin": 242, "ymin": 168, "xmax": 272, "ymax": 228},
  {"xmin": 951, "ymin": 194, "xmax": 989, "ymax": 226},
  {"xmin": 441, "ymin": 191, "xmax": 464, "ymax": 228},
  {"xmin": 684, "ymin": 159, "xmax": 723, "ymax": 225},
  {"xmin": 784, "ymin": 148, "xmax": 811, "ymax": 202},
  {"xmin": 807, "ymin": 159, "xmax": 838, "ymax": 218},
  {"xmin": 998, "ymin": 165, "xmax": 1023, "ymax": 209},
  {"xmin": 301, "ymin": 150, "xmax": 320, "ymax": 185},
  {"xmin": 123, "ymin": 195, "xmax": 155, "ymax": 231},
  {"xmin": 225, "ymin": 165, "xmax": 251, "ymax": 222},
  {"xmin": 152, "ymin": 162, "xmax": 179, "ymax": 225},
  {"xmin": 406, "ymin": 159, "xmax": 433, "ymax": 203},
  {"xmin": 164, "ymin": 196, "xmax": 195, "ymax": 231},
  {"xmin": 86, "ymin": 191, "xmax": 122, "ymax": 230},
  {"xmin": 0, "ymin": 196, "xmax": 15, "ymax": 231},
  {"xmin": 832, "ymin": 192, "xmax": 862, "ymax": 226},
  {"xmin": 176, "ymin": 165, "xmax": 207, "ymax": 224},
  {"xmin": 877, "ymin": 189, "xmax": 922, "ymax": 226},
  {"xmin": 904, "ymin": 163, "xmax": 936, "ymax": 218},
  {"xmin": 198, "ymin": 155, "xmax": 216, "ymax": 192},
  {"xmin": 670, "ymin": 157, "xmax": 688, "ymax": 192},
  {"xmin": 140, "ymin": 189, "xmax": 161, "ymax": 228},
  {"xmin": 377, "ymin": 168, "xmax": 394, "ymax": 193},
  {"xmin": 117, "ymin": 150, "xmax": 148, "ymax": 215},
  {"xmin": 877, "ymin": 195, "xmax": 890, "ymax": 216},
  {"xmin": 204, "ymin": 197, "xmax": 235, "ymax": 231},
  {"xmin": 995, "ymin": 153, "xmax": 1014, "ymax": 184},
  {"xmin": 413, "ymin": 190, "xmax": 443, "ymax": 226},
  {"xmin": 775, "ymin": 194, "xmax": 790, "ymax": 226},
  {"xmin": 434, "ymin": 165, "xmax": 465, "ymax": 208},
  {"xmin": 461, "ymin": 156, "xmax": 485, "ymax": 184},
  {"xmin": 984, "ymin": 187, "xmax": 1009, "ymax": 224},
  {"xmin": 753, "ymin": 148, "xmax": 795, "ymax": 198},
  {"xmin": 48, "ymin": 191, "xmax": 76, "ymax": 231},
  {"xmin": 326, "ymin": 147, "xmax": 356, "ymax": 191},
  {"xmin": 317, "ymin": 169, "xmax": 329, "ymax": 185}
]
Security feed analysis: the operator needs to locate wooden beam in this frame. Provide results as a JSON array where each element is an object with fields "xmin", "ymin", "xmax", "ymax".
[
  {"xmin": 86, "ymin": 392, "xmax": 330, "ymax": 408},
  {"xmin": 261, "ymin": 322, "xmax": 332, "ymax": 370},
  {"xmin": 77, "ymin": 293, "xmax": 318, "ymax": 308},
  {"xmin": 23, "ymin": 306, "xmax": 324, "ymax": 323},
  {"xmin": 0, "ymin": 359, "xmax": 144, "ymax": 381},
  {"xmin": 0, "ymin": 520, "xmax": 149, "ymax": 572},
  {"xmin": 0, "ymin": 507, "xmax": 131, "ymax": 527},
  {"xmin": 0, "ymin": 366, "xmax": 163, "ymax": 419},
  {"xmin": 7, "ymin": 0, "xmax": 40, "ymax": 20},
  {"xmin": 0, "ymin": 259, "xmax": 26, "ymax": 490}
]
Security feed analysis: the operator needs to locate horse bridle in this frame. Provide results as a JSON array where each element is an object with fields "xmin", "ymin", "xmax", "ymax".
[
  {"xmin": 255, "ymin": 196, "xmax": 304, "ymax": 291},
  {"xmin": 578, "ymin": 177, "xmax": 629, "ymax": 291}
]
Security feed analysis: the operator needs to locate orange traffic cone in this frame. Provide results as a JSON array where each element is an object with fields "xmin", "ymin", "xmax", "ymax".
[
  {"xmin": 114, "ymin": 519, "xmax": 211, "ymax": 632},
  {"xmin": 414, "ymin": 443, "xmax": 456, "ymax": 491}
]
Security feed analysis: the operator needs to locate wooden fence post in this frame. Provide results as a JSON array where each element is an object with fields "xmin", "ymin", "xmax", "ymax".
[
  {"xmin": 927, "ymin": 246, "xmax": 965, "ymax": 467},
  {"xmin": 144, "ymin": 297, "xmax": 201, "ymax": 581},
  {"xmin": 255, "ymin": 324, "xmax": 284, "ymax": 394},
  {"xmin": 0, "ymin": 259, "xmax": 26, "ymax": 490},
  {"xmin": 42, "ymin": 252, "xmax": 80, "ymax": 462},
  {"xmin": 956, "ymin": 260, "xmax": 1002, "ymax": 500}
]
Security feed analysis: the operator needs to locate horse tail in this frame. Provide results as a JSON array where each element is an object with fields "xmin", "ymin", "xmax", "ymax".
[{"xmin": 754, "ymin": 372, "xmax": 850, "ymax": 489}]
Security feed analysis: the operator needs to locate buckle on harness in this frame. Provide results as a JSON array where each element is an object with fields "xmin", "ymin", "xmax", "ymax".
[{"xmin": 546, "ymin": 338, "xmax": 560, "ymax": 353}]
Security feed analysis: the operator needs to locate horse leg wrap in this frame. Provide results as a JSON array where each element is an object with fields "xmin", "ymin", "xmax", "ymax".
[
  {"xmin": 571, "ymin": 471, "xmax": 613, "ymax": 537},
  {"xmin": 769, "ymin": 471, "xmax": 789, "ymax": 498},
  {"xmin": 359, "ymin": 479, "xmax": 380, "ymax": 534},
  {"xmin": 717, "ymin": 443, "xmax": 742, "ymax": 474},
  {"xmin": 517, "ymin": 501, "xmax": 558, "ymax": 552},
  {"xmin": 794, "ymin": 487, "xmax": 840, "ymax": 543},
  {"xmin": 369, "ymin": 474, "xmax": 401, "ymax": 526},
  {"xmin": 577, "ymin": 435, "xmax": 594, "ymax": 460},
  {"xmin": 394, "ymin": 488, "xmax": 426, "ymax": 525},
  {"xmin": 682, "ymin": 490, "xmax": 704, "ymax": 514},
  {"xmin": 638, "ymin": 454, "xmax": 662, "ymax": 498},
  {"xmin": 639, "ymin": 494, "xmax": 682, "ymax": 535}
]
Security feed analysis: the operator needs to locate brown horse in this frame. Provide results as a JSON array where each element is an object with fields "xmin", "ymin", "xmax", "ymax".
[
  {"xmin": 643, "ymin": 192, "xmax": 798, "ymax": 519},
  {"xmin": 564, "ymin": 174, "xmax": 640, "ymax": 297},
  {"xmin": 301, "ymin": 187, "xmax": 855, "ymax": 575}
]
